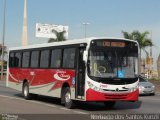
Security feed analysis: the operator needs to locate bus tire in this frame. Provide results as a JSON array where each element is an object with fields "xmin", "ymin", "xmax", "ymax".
[
  {"xmin": 64, "ymin": 87, "xmax": 75, "ymax": 109},
  {"xmin": 23, "ymin": 82, "xmax": 31, "ymax": 100},
  {"xmin": 103, "ymin": 101, "xmax": 116, "ymax": 108}
]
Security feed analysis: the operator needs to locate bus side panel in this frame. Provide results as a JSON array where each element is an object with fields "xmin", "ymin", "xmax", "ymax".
[
  {"xmin": 7, "ymin": 68, "xmax": 23, "ymax": 91},
  {"xmin": 8, "ymin": 68, "xmax": 76, "ymax": 99}
]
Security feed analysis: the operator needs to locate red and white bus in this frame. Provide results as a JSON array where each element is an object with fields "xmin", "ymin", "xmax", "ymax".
[{"xmin": 7, "ymin": 37, "xmax": 140, "ymax": 108}]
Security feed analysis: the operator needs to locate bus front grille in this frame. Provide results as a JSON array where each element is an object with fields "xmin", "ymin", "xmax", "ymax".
[
  {"xmin": 103, "ymin": 89, "xmax": 128, "ymax": 92},
  {"xmin": 104, "ymin": 94, "xmax": 127, "ymax": 99}
]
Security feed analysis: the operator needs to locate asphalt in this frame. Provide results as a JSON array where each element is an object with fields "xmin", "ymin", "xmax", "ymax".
[
  {"xmin": 0, "ymin": 80, "xmax": 6, "ymax": 87},
  {"xmin": 1, "ymin": 80, "xmax": 160, "ymax": 120}
]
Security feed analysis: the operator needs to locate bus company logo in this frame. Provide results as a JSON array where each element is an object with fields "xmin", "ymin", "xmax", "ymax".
[
  {"xmin": 100, "ymin": 84, "xmax": 108, "ymax": 88},
  {"xmin": 53, "ymin": 71, "xmax": 70, "ymax": 81}
]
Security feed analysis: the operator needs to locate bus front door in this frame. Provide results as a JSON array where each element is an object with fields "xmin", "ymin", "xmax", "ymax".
[{"xmin": 76, "ymin": 48, "xmax": 85, "ymax": 99}]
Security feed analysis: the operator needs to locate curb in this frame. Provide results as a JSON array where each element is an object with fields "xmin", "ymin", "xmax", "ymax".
[{"xmin": 0, "ymin": 80, "xmax": 6, "ymax": 87}]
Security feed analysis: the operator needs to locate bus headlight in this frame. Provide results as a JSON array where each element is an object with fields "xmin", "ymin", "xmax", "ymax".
[
  {"xmin": 87, "ymin": 81, "xmax": 94, "ymax": 88},
  {"xmin": 87, "ymin": 81, "xmax": 102, "ymax": 92},
  {"xmin": 129, "ymin": 85, "xmax": 138, "ymax": 92},
  {"xmin": 93, "ymin": 86, "xmax": 99, "ymax": 91}
]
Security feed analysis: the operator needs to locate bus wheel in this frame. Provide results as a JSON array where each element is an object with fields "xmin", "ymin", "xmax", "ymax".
[
  {"xmin": 64, "ymin": 87, "xmax": 75, "ymax": 109},
  {"xmin": 23, "ymin": 82, "xmax": 31, "ymax": 100},
  {"xmin": 103, "ymin": 101, "xmax": 116, "ymax": 108}
]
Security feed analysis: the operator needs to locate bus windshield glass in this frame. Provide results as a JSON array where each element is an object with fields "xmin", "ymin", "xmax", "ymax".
[{"xmin": 88, "ymin": 40, "xmax": 138, "ymax": 79}]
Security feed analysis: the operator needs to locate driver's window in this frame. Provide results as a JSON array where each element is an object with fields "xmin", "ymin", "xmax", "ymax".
[{"xmin": 89, "ymin": 51, "xmax": 105, "ymax": 76}]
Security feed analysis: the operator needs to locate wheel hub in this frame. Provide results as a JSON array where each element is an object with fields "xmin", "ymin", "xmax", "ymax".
[
  {"xmin": 24, "ymin": 86, "xmax": 28, "ymax": 97},
  {"xmin": 65, "ymin": 92, "xmax": 71, "ymax": 103}
]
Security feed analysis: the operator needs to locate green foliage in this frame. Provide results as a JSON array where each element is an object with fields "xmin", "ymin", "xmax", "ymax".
[
  {"xmin": 122, "ymin": 30, "xmax": 153, "ymax": 57},
  {"xmin": 148, "ymin": 77, "xmax": 160, "ymax": 81},
  {"xmin": 121, "ymin": 31, "xmax": 134, "ymax": 40},
  {"xmin": 0, "ymin": 45, "xmax": 7, "ymax": 56}
]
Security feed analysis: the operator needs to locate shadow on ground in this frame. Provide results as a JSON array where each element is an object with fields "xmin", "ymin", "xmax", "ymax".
[{"xmin": 14, "ymin": 93, "xmax": 142, "ymax": 111}]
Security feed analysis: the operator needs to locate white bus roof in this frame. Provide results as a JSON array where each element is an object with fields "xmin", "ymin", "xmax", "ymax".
[{"xmin": 9, "ymin": 37, "xmax": 138, "ymax": 51}]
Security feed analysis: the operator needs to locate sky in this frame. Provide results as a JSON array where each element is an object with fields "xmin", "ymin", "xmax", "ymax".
[{"xmin": 0, "ymin": 0, "xmax": 160, "ymax": 69}]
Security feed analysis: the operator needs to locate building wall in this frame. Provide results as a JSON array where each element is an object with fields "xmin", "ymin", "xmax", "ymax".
[{"xmin": 157, "ymin": 54, "xmax": 160, "ymax": 78}]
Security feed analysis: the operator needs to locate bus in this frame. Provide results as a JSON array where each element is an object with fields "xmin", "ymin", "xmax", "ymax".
[{"xmin": 7, "ymin": 37, "xmax": 140, "ymax": 109}]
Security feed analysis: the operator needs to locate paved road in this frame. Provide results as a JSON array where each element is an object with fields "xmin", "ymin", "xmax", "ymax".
[{"xmin": 0, "ymin": 80, "xmax": 160, "ymax": 120}]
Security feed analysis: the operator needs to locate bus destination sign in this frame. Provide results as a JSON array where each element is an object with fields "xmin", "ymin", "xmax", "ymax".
[{"xmin": 97, "ymin": 41, "xmax": 126, "ymax": 47}]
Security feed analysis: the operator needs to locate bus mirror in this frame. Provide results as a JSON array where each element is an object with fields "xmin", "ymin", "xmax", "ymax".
[{"xmin": 83, "ymin": 51, "xmax": 88, "ymax": 62}]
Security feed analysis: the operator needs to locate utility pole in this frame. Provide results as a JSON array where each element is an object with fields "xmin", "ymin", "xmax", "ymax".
[
  {"xmin": 22, "ymin": 0, "xmax": 28, "ymax": 46},
  {"xmin": 1, "ymin": 0, "xmax": 6, "ymax": 80},
  {"xmin": 82, "ymin": 23, "xmax": 90, "ymax": 39}
]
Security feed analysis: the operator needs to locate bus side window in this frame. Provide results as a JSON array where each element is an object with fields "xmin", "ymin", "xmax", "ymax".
[
  {"xmin": 62, "ymin": 48, "xmax": 76, "ymax": 69},
  {"xmin": 40, "ymin": 50, "xmax": 50, "ymax": 68},
  {"xmin": 9, "ymin": 52, "xmax": 15, "ymax": 67},
  {"xmin": 30, "ymin": 51, "xmax": 40, "ymax": 68},
  {"xmin": 51, "ymin": 49, "xmax": 62, "ymax": 68},
  {"xmin": 14, "ymin": 52, "xmax": 22, "ymax": 67},
  {"xmin": 22, "ymin": 51, "xmax": 30, "ymax": 68}
]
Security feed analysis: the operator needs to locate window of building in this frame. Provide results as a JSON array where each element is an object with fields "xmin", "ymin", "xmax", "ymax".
[
  {"xmin": 30, "ymin": 51, "xmax": 40, "ymax": 68},
  {"xmin": 62, "ymin": 48, "xmax": 76, "ymax": 69},
  {"xmin": 51, "ymin": 49, "xmax": 62, "ymax": 68},
  {"xmin": 22, "ymin": 51, "xmax": 30, "ymax": 68},
  {"xmin": 40, "ymin": 50, "xmax": 50, "ymax": 68}
]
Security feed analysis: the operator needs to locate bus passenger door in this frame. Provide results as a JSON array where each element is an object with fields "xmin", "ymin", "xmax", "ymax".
[{"xmin": 76, "ymin": 48, "xmax": 85, "ymax": 99}]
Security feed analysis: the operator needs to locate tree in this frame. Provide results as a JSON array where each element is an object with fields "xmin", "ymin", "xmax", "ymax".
[
  {"xmin": 157, "ymin": 54, "xmax": 160, "ymax": 78},
  {"xmin": 121, "ymin": 31, "xmax": 134, "ymax": 40},
  {"xmin": 122, "ymin": 30, "xmax": 153, "ymax": 57},
  {"xmin": 0, "ymin": 44, "xmax": 7, "ymax": 73},
  {"xmin": 0, "ymin": 44, "xmax": 7, "ymax": 57},
  {"xmin": 48, "ymin": 31, "xmax": 66, "ymax": 43}
]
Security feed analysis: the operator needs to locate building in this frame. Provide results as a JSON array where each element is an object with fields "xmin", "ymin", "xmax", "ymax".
[{"xmin": 157, "ymin": 54, "xmax": 160, "ymax": 78}]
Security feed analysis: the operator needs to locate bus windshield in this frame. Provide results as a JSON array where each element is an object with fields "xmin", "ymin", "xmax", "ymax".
[{"xmin": 88, "ymin": 41, "xmax": 138, "ymax": 79}]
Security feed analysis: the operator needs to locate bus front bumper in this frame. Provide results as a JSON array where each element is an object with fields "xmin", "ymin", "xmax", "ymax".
[{"xmin": 86, "ymin": 89, "xmax": 139, "ymax": 102}]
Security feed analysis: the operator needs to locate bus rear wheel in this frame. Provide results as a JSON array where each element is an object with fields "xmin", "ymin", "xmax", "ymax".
[
  {"xmin": 23, "ymin": 82, "xmax": 31, "ymax": 100},
  {"xmin": 103, "ymin": 101, "xmax": 116, "ymax": 108},
  {"xmin": 63, "ymin": 87, "xmax": 75, "ymax": 109}
]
